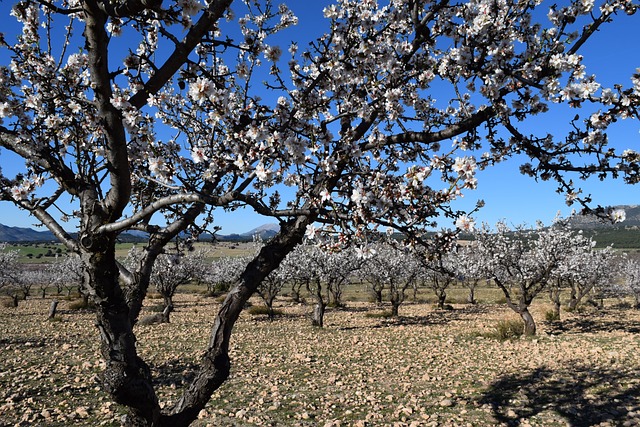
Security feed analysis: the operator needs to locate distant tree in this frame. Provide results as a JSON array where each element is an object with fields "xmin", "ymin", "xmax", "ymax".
[
  {"xmin": 476, "ymin": 221, "xmax": 577, "ymax": 335},
  {"xmin": 206, "ymin": 255, "xmax": 252, "ymax": 295},
  {"xmin": 364, "ymin": 243, "xmax": 420, "ymax": 316},
  {"xmin": 256, "ymin": 267, "xmax": 287, "ymax": 320},
  {"xmin": 455, "ymin": 243, "xmax": 488, "ymax": 305},
  {"xmin": 127, "ymin": 245, "xmax": 209, "ymax": 323},
  {"xmin": 619, "ymin": 258, "xmax": 640, "ymax": 308},
  {"xmin": 417, "ymin": 250, "xmax": 459, "ymax": 310},
  {"xmin": 57, "ymin": 253, "xmax": 85, "ymax": 298},
  {"xmin": 550, "ymin": 232, "xmax": 617, "ymax": 316},
  {"xmin": 0, "ymin": 243, "xmax": 22, "ymax": 306}
]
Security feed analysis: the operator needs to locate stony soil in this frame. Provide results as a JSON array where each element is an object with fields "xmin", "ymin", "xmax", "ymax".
[{"xmin": 2, "ymin": 294, "xmax": 640, "ymax": 426}]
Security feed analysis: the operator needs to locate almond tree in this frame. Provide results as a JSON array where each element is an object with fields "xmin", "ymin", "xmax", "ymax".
[
  {"xmin": 550, "ymin": 233, "xmax": 617, "ymax": 315},
  {"xmin": 417, "ymin": 249, "xmax": 459, "ymax": 310},
  {"xmin": 476, "ymin": 221, "xmax": 578, "ymax": 335},
  {"xmin": 456, "ymin": 242, "xmax": 488, "ymax": 305},
  {"xmin": 256, "ymin": 265, "xmax": 287, "ymax": 320},
  {"xmin": 619, "ymin": 258, "xmax": 640, "ymax": 307},
  {"xmin": 363, "ymin": 243, "xmax": 421, "ymax": 316},
  {"xmin": 0, "ymin": 0, "xmax": 639, "ymax": 425},
  {"xmin": 128, "ymin": 245, "xmax": 209, "ymax": 323},
  {"xmin": 206, "ymin": 255, "xmax": 247, "ymax": 294},
  {"xmin": 0, "ymin": 243, "xmax": 22, "ymax": 306}
]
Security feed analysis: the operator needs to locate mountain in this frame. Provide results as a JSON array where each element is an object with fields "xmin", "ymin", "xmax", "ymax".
[
  {"xmin": 240, "ymin": 223, "xmax": 280, "ymax": 240},
  {"xmin": 566, "ymin": 204, "xmax": 640, "ymax": 229},
  {"xmin": 0, "ymin": 222, "xmax": 282, "ymax": 243},
  {"xmin": 0, "ymin": 223, "xmax": 57, "ymax": 242}
]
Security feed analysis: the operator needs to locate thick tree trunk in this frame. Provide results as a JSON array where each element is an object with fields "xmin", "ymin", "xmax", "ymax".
[
  {"xmin": 161, "ymin": 217, "xmax": 309, "ymax": 426},
  {"xmin": 389, "ymin": 288, "xmax": 403, "ymax": 317},
  {"xmin": 85, "ymin": 241, "xmax": 162, "ymax": 426},
  {"xmin": 519, "ymin": 308, "xmax": 537, "ymax": 336}
]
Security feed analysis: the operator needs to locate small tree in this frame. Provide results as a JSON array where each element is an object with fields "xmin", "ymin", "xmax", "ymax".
[
  {"xmin": 456, "ymin": 242, "xmax": 488, "ymax": 305},
  {"xmin": 619, "ymin": 259, "xmax": 640, "ymax": 308},
  {"xmin": 417, "ymin": 250, "xmax": 459, "ymax": 310},
  {"xmin": 206, "ymin": 255, "xmax": 251, "ymax": 295},
  {"xmin": 476, "ymin": 221, "xmax": 576, "ymax": 335},
  {"xmin": 256, "ymin": 267, "xmax": 287, "ymax": 320},
  {"xmin": 363, "ymin": 243, "xmax": 421, "ymax": 317},
  {"xmin": 0, "ymin": 243, "xmax": 22, "ymax": 306},
  {"xmin": 550, "ymin": 233, "xmax": 617, "ymax": 316},
  {"xmin": 127, "ymin": 245, "xmax": 209, "ymax": 323}
]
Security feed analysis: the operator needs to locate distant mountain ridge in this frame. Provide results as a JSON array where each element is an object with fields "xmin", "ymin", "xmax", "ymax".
[
  {"xmin": 0, "ymin": 223, "xmax": 57, "ymax": 242},
  {"xmin": 2, "ymin": 207, "xmax": 639, "ymax": 242},
  {"xmin": 566, "ymin": 204, "xmax": 640, "ymax": 229},
  {"xmin": 0, "ymin": 222, "xmax": 282, "ymax": 243}
]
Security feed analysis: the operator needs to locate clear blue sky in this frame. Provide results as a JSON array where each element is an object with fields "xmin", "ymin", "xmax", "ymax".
[{"xmin": 0, "ymin": 1, "xmax": 638, "ymax": 234}]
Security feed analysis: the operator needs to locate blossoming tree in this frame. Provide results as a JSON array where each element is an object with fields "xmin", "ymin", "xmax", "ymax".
[{"xmin": 1, "ymin": 0, "xmax": 639, "ymax": 424}]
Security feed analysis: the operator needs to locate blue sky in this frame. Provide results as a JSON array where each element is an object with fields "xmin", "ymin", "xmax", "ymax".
[{"xmin": 0, "ymin": 1, "xmax": 639, "ymax": 234}]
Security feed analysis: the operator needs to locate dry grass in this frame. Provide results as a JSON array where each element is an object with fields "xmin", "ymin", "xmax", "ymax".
[{"xmin": 2, "ymin": 295, "xmax": 640, "ymax": 426}]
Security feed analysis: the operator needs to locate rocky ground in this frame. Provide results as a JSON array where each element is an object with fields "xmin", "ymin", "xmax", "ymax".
[{"xmin": 2, "ymin": 294, "xmax": 640, "ymax": 426}]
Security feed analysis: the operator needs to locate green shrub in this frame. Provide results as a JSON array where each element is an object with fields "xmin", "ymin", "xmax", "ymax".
[
  {"xmin": 364, "ymin": 310, "xmax": 394, "ymax": 319},
  {"xmin": 488, "ymin": 319, "xmax": 524, "ymax": 340},
  {"xmin": 147, "ymin": 303, "xmax": 165, "ymax": 313},
  {"xmin": 68, "ymin": 298, "xmax": 95, "ymax": 310},
  {"xmin": 544, "ymin": 310, "xmax": 560, "ymax": 322},
  {"xmin": 247, "ymin": 305, "xmax": 283, "ymax": 317}
]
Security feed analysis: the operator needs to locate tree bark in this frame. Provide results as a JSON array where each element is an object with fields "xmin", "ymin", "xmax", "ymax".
[
  {"xmin": 467, "ymin": 287, "xmax": 476, "ymax": 305},
  {"xmin": 311, "ymin": 301, "xmax": 326, "ymax": 327},
  {"xmin": 436, "ymin": 290, "xmax": 447, "ymax": 309},
  {"xmin": 520, "ymin": 308, "xmax": 537, "ymax": 336},
  {"xmin": 390, "ymin": 301, "xmax": 400, "ymax": 317},
  {"xmin": 162, "ymin": 217, "xmax": 310, "ymax": 426},
  {"xmin": 48, "ymin": 300, "xmax": 58, "ymax": 319}
]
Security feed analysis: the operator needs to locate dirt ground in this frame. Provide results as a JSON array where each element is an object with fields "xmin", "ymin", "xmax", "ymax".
[{"xmin": 2, "ymin": 293, "xmax": 640, "ymax": 426}]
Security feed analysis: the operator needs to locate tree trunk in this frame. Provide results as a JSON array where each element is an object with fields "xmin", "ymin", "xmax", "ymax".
[
  {"xmin": 390, "ymin": 301, "xmax": 400, "ymax": 317},
  {"xmin": 291, "ymin": 283, "xmax": 302, "ymax": 303},
  {"xmin": 549, "ymin": 288, "xmax": 561, "ymax": 320},
  {"xmin": 85, "ymin": 242, "xmax": 162, "ymax": 426},
  {"xmin": 467, "ymin": 287, "xmax": 476, "ymax": 305},
  {"xmin": 162, "ymin": 296, "xmax": 173, "ymax": 323},
  {"xmin": 389, "ymin": 288, "xmax": 403, "ymax": 317},
  {"xmin": 48, "ymin": 300, "xmax": 58, "ymax": 319},
  {"xmin": 311, "ymin": 302, "xmax": 326, "ymax": 327},
  {"xmin": 436, "ymin": 290, "xmax": 446, "ymax": 309},
  {"xmin": 520, "ymin": 308, "xmax": 537, "ymax": 336},
  {"xmin": 161, "ymin": 217, "xmax": 310, "ymax": 426}
]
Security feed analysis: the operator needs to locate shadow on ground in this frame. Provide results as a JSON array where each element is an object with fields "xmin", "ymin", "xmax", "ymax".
[
  {"xmin": 545, "ymin": 310, "xmax": 640, "ymax": 335},
  {"xmin": 478, "ymin": 365, "xmax": 640, "ymax": 426}
]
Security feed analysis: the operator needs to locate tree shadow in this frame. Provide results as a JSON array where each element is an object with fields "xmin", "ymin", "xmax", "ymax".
[
  {"xmin": 337, "ymin": 304, "xmax": 491, "ymax": 331},
  {"xmin": 545, "ymin": 310, "xmax": 640, "ymax": 335},
  {"xmin": 478, "ymin": 365, "xmax": 640, "ymax": 426}
]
